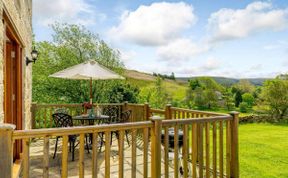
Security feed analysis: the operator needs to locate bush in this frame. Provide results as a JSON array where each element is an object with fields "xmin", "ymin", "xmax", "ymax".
[
  {"xmin": 239, "ymin": 102, "xmax": 249, "ymax": 113},
  {"xmin": 242, "ymin": 93, "xmax": 254, "ymax": 107}
]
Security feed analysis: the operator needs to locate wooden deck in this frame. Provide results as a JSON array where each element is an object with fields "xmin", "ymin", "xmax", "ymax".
[{"xmin": 27, "ymin": 137, "xmax": 179, "ymax": 178}]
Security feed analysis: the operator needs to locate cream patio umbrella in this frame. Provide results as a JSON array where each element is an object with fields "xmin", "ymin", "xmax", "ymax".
[{"xmin": 49, "ymin": 60, "xmax": 125, "ymax": 103}]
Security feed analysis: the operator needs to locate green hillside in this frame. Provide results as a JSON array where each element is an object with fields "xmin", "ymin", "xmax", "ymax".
[
  {"xmin": 177, "ymin": 76, "xmax": 270, "ymax": 86},
  {"xmin": 124, "ymin": 70, "xmax": 187, "ymax": 101}
]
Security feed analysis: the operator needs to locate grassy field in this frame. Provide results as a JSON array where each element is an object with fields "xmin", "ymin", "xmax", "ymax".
[{"xmin": 239, "ymin": 123, "xmax": 288, "ymax": 177}]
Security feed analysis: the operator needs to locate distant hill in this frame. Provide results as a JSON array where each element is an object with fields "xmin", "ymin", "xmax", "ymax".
[
  {"xmin": 123, "ymin": 69, "xmax": 272, "ymax": 102},
  {"xmin": 177, "ymin": 76, "xmax": 270, "ymax": 86},
  {"xmin": 123, "ymin": 69, "xmax": 187, "ymax": 101}
]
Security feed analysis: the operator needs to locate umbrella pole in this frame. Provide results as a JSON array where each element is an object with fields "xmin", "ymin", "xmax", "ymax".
[{"xmin": 90, "ymin": 78, "xmax": 92, "ymax": 104}]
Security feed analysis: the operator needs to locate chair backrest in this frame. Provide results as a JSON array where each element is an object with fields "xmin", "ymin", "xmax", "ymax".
[
  {"xmin": 54, "ymin": 108, "xmax": 69, "ymax": 114},
  {"xmin": 119, "ymin": 110, "xmax": 132, "ymax": 123},
  {"xmin": 102, "ymin": 106, "xmax": 119, "ymax": 123},
  {"xmin": 52, "ymin": 113, "xmax": 73, "ymax": 128}
]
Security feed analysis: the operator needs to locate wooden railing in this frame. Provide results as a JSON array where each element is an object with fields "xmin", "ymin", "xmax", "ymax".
[
  {"xmin": 1, "ymin": 102, "xmax": 239, "ymax": 178},
  {"xmin": 31, "ymin": 103, "xmax": 123, "ymax": 129}
]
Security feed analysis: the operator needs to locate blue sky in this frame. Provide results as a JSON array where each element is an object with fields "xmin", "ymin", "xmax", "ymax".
[{"xmin": 33, "ymin": 0, "xmax": 288, "ymax": 78}]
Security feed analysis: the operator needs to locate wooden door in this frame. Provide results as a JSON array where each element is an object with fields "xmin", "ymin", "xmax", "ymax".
[{"xmin": 4, "ymin": 39, "xmax": 23, "ymax": 161}]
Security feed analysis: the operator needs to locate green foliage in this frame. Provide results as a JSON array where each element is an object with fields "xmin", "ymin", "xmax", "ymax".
[
  {"xmin": 138, "ymin": 77, "xmax": 169, "ymax": 108},
  {"xmin": 152, "ymin": 72, "xmax": 175, "ymax": 80},
  {"xmin": 233, "ymin": 79, "xmax": 255, "ymax": 93},
  {"xmin": 222, "ymin": 89, "xmax": 235, "ymax": 110},
  {"xmin": 242, "ymin": 93, "xmax": 254, "ymax": 107},
  {"xmin": 234, "ymin": 90, "xmax": 243, "ymax": 107},
  {"xmin": 187, "ymin": 77, "xmax": 223, "ymax": 109},
  {"xmin": 33, "ymin": 23, "xmax": 138, "ymax": 104},
  {"xmin": 189, "ymin": 79, "xmax": 201, "ymax": 90},
  {"xmin": 261, "ymin": 78, "xmax": 288, "ymax": 119},
  {"xmin": 239, "ymin": 102, "xmax": 249, "ymax": 113}
]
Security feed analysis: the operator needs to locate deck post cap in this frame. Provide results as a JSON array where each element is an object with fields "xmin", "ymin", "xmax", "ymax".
[
  {"xmin": 229, "ymin": 111, "xmax": 240, "ymax": 115},
  {"xmin": 150, "ymin": 116, "xmax": 164, "ymax": 121},
  {"xmin": 0, "ymin": 123, "xmax": 16, "ymax": 130}
]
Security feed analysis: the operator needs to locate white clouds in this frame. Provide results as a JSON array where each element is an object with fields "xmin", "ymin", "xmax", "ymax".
[
  {"xmin": 156, "ymin": 38, "xmax": 209, "ymax": 62},
  {"xmin": 109, "ymin": 2, "xmax": 197, "ymax": 46},
  {"xmin": 208, "ymin": 1, "xmax": 288, "ymax": 42},
  {"xmin": 119, "ymin": 49, "xmax": 137, "ymax": 64},
  {"xmin": 33, "ymin": 0, "xmax": 104, "ymax": 26},
  {"xmin": 264, "ymin": 40, "xmax": 288, "ymax": 50}
]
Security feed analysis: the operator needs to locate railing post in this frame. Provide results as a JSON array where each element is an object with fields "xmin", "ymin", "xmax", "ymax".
[
  {"xmin": 229, "ymin": 111, "xmax": 239, "ymax": 178},
  {"xmin": 123, "ymin": 101, "xmax": 128, "ymax": 111},
  {"xmin": 31, "ymin": 103, "xmax": 37, "ymax": 129},
  {"xmin": 150, "ymin": 116, "xmax": 163, "ymax": 178},
  {"xmin": 144, "ymin": 102, "xmax": 150, "ymax": 121},
  {"xmin": 165, "ymin": 104, "xmax": 172, "ymax": 120},
  {"xmin": 0, "ymin": 124, "xmax": 16, "ymax": 178}
]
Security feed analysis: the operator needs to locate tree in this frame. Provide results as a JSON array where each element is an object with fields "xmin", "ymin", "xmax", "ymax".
[
  {"xmin": 234, "ymin": 90, "xmax": 242, "ymax": 107},
  {"xmin": 242, "ymin": 93, "xmax": 254, "ymax": 107},
  {"xmin": 170, "ymin": 72, "xmax": 175, "ymax": 80},
  {"xmin": 33, "ymin": 23, "xmax": 137, "ymax": 104},
  {"xmin": 233, "ymin": 80, "xmax": 255, "ymax": 94},
  {"xmin": 261, "ymin": 79, "xmax": 288, "ymax": 119},
  {"xmin": 139, "ymin": 77, "xmax": 169, "ymax": 108},
  {"xmin": 189, "ymin": 79, "xmax": 201, "ymax": 90},
  {"xmin": 223, "ymin": 89, "xmax": 235, "ymax": 110},
  {"xmin": 239, "ymin": 102, "xmax": 249, "ymax": 113},
  {"xmin": 187, "ymin": 77, "xmax": 223, "ymax": 109}
]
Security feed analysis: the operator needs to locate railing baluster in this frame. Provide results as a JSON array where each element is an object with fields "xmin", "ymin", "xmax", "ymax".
[
  {"xmin": 79, "ymin": 134, "xmax": 85, "ymax": 178},
  {"xmin": 198, "ymin": 123, "xmax": 204, "ymax": 178},
  {"xmin": 49, "ymin": 108, "xmax": 52, "ymax": 128},
  {"xmin": 226, "ymin": 120, "xmax": 231, "ymax": 177},
  {"xmin": 62, "ymin": 135, "xmax": 68, "ymax": 178},
  {"xmin": 150, "ymin": 117, "xmax": 162, "ymax": 178},
  {"xmin": 192, "ymin": 123, "xmax": 197, "ymax": 178},
  {"xmin": 143, "ymin": 128, "xmax": 149, "ymax": 178},
  {"xmin": 23, "ymin": 138, "xmax": 30, "ymax": 178},
  {"xmin": 213, "ymin": 122, "xmax": 217, "ymax": 178},
  {"xmin": 219, "ymin": 121, "xmax": 224, "ymax": 178},
  {"xmin": 206, "ymin": 122, "xmax": 210, "ymax": 178},
  {"xmin": 164, "ymin": 127, "xmax": 169, "ymax": 178},
  {"xmin": 44, "ymin": 108, "xmax": 47, "ymax": 128},
  {"xmin": 43, "ymin": 137, "xmax": 49, "ymax": 178},
  {"xmin": 105, "ymin": 131, "xmax": 111, "ymax": 178},
  {"xmin": 174, "ymin": 125, "xmax": 179, "ymax": 178},
  {"xmin": 92, "ymin": 132, "xmax": 98, "ymax": 178},
  {"xmin": 118, "ymin": 130, "xmax": 124, "ymax": 178},
  {"xmin": 183, "ymin": 125, "xmax": 189, "ymax": 178},
  {"xmin": 132, "ymin": 129, "xmax": 137, "ymax": 178}
]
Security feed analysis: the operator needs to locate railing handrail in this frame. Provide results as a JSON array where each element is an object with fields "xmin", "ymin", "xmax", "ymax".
[
  {"xmin": 171, "ymin": 107, "xmax": 229, "ymax": 116},
  {"xmin": 33, "ymin": 103, "xmax": 123, "ymax": 107},
  {"xmin": 149, "ymin": 108, "xmax": 165, "ymax": 114},
  {"xmin": 13, "ymin": 121, "xmax": 152, "ymax": 140},
  {"xmin": 162, "ymin": 115, "xmax": 233, "ymax": 127}
]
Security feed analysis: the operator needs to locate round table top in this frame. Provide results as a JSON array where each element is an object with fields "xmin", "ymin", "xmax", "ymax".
[{"xmin": 72, "ymin": 114, "xmax": 109, "ymax": 120}]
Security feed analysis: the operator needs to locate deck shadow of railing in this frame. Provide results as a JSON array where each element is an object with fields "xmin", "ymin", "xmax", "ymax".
[{"xmin": 0, "ymin": 102, "xmax": 239, "ymax": 178}]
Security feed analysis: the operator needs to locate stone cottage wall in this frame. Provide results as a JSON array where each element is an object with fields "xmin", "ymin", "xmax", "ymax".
[{"xmin": 0, "ymin": 0, "xmax": 33, "ymax": 129}]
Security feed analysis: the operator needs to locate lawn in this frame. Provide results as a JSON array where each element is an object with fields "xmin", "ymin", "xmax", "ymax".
[{"xmin": 239, "ymin": 123, "xmax": 288, "ymax": 177}]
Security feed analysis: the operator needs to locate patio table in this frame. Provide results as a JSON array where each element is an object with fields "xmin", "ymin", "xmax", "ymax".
[
  {"xmin": 72, "ymin": 114, "xmax": 110, "ymax": 152},
  {"xmin": 73, "ymin": 114, "xmax": 109, "ymax": 125}
]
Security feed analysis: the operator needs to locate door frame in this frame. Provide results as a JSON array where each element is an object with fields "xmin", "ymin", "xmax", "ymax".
[{"xmin": 3, "ymin": 11, "xmax": 24, "ymax": 160}]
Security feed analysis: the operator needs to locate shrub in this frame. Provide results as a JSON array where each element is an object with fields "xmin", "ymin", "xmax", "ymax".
[
  {"xmin": 242, "ymin": 93, "xmax": 254, "ymax": 107},
  {"xmin": 239, "ymin": 102, "xmax": 249, "ymax": 113}
]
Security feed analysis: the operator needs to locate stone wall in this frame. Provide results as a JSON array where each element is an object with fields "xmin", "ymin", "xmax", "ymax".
[{"xmin": 0, "ymin": 0, "xmax": 33, "ymax": 129}]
